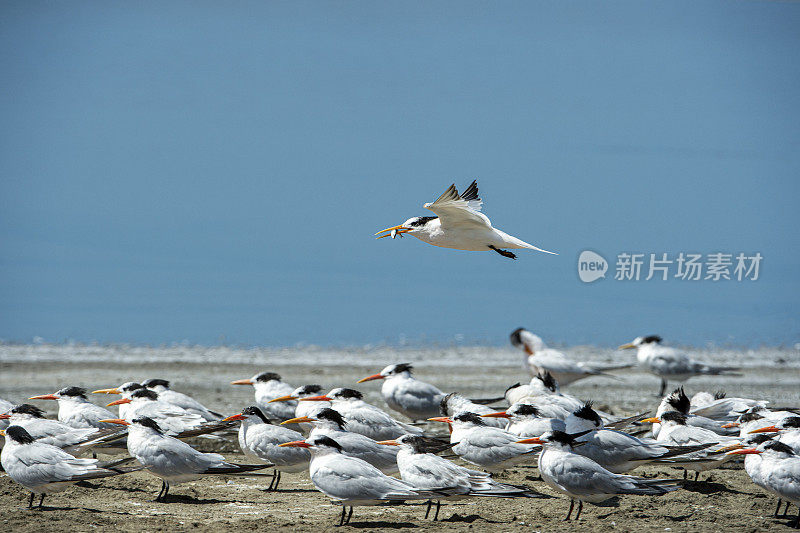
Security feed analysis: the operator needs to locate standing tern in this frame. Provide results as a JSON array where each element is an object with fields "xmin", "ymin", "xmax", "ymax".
[
  {"xmin": 230, "ymin": 372, "xmax": 297, "ymax": 422},
  {"xmin": 29, "ymin": 387, "xmax": 119, "ymax": 430},
  {"xmin": 428, "ymin": 412, "xmax": 539, "ymax": 472},
  {"xmin": 357, "ymin": 363, "xmax": 445, "ymax": 421},
  {"xmin": 299, "ymin": 388, "xmax": 423, "ymax": 441},
  {"xmin": 0, "ymin": 425, "xmax": 138, "ymax": 508},
  {"xmin": 279, "ymin": 435, "xmax": 447, "ymax": 526},
  {"xmin": 92, "ymin": 382, "xmax": 146, "ymax": 421},
  {"xmin": 222, "ymin": 405, "xmax": 310, "ymax": 491},
  {"xmin": 749, "ymin": 416, "xmax": 800, "ymax": 453},
  {"xmin": 619, "ymin": 335, "xmax": 740, "ymax": 396},
  {"xmin": 142, "ymin": 379, "xmax": 222, "ymax": 421},
  {"xmin": 378, "ymin": 434, "xmax": 546, "ymax": 520},
  {"xmin": 281, "ymin": 407, "xmax": 400, "ymax": 474},
  {"xmin": 105, "ymin": 388, "xmax": 208, "ymax": 435},
  {"xmin": 510, "ymin": 328, "xmax": 628, "ymax": 384},
  {"xmin": 651, "ymin": 388, "xmax": 736, "ymax": 437},
  {"xmin": 517, "ymin": 431, "xmax": 680, "ymax": 520},
  {"xmin": 0, "ymin": 404, "xmax": 117, "ymax": 453},
  {"xmin": 374, "ymin": 180, "xmax": 556, "ymax": 259},
  {"xmin": 102, "ymin": 416, "xmax": 271, "ymax": 501},
  {"xmin": 730, "ymin": 439, "xmax": 800, "ymax": 528},
  {"xmin": 440, "ymin": 392, "xmax": 508, "ymax": 429}
]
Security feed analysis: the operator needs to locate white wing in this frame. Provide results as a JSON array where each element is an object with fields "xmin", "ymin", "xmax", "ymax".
[{"xmin": 423, "ymin": 181, "xmax": 492, "ymax": 229}]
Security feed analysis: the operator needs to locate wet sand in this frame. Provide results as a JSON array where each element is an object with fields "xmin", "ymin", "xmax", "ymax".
[{"xmin": 1, "ymin": 356, "xmax": 799, "ymax": 531}]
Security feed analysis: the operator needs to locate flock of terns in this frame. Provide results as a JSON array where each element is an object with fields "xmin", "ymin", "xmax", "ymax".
[
  {"xmin": 1, "ymin": 328, "xmax": 798, "ymax": 528},
  {"xmin": 1, "ymin": 183, "xmax": 796, "ymax": 527}
]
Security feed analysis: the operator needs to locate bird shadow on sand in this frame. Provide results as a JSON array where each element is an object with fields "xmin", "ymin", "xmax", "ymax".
[
  {"xmin": 346, "ymin": 521, "xmax": 418, "ymax": 529},
  {"xmin": 680, "ymin": 480, "xmax": 750, "ymax": 495},
  {"xmin": 266, "ymin": 488, "xmax": 319, "ymax": 494},
  {"xmin": 440, "ymin": 513, "xmax": 511, "ymax": 524}
]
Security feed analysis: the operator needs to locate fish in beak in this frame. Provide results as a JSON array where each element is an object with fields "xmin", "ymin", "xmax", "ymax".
[{"xmin": 374, "ymin": 224, "xmax": 412, "ymax": 240}]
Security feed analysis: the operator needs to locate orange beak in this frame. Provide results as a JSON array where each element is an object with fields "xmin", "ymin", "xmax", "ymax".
[
  {"xmin": 0, "ymin": 413, "xmax": 10, "ymax": 420},
  {"xmin": 721, "ymin": 422, "xmax": 740, "ymax": 428},
  {"xmin": 222, "ymin": 414, "xmax": 246, "ymax": 422},
  {"xmin": 298, "ymin": 395, "xmax": 332, "ymax": 402},
  {"xmin": 230, "ymin": 379, "xmax": 254, "ymax": 385},
  {"xmin": 640, "ymin": 417, "xmax": 661, "ymax": 424},
  {"xmin": 374, "ymin": 224, "xmax": 413, "ymax": 240},
  {"xmin": 278, "ymin": 440, "xmax": 311, "ymax": 448},
  {"xmin": 727, "ymin": 448, "xmax": 762, "ymax": 455},
  {"xmin": 107, "ymin": 398, "xmax": 132, "ymax": 407},
  {"xmin": 356, "ymin": 373, "xmax": 384, "ymax": 384},
  {"xmin": 29, "ymin": 394, "xmax": 58, "ymax": 401},
  {"xmin": 749, "ymin": 425, "xmax": 781, "ymax": 434},
  {"xmin": 481, "ymin": 411, "xmax": 511, "ymax": 419},
  {"xmin": 427, "ymin": 417, "xmax": 453, "ymax": 424},
  {"xmin": 281, "ymin": 416, "xmax": 314, "ymax": 425},
  {"xmin": 92, "ymin": 388, "xmax": 121, "ymax": 395},
  {"xmin": 516, "ymin": 437, "xmax": 544, "ymax": 445},
  {"xmin": 99, "ymin": 419, "xmax": 130, "ymax": 426},
  {"xmin": 268, "ymin": 395, "xmax": 297, "ymax": 403},
  {"xmin": 376, "ymin": 440, "xmax": 400, "ymax": 446}
]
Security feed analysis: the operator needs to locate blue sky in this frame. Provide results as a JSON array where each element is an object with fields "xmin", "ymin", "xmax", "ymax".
[{"xmin": 1, "ymin": 2, "xmax": 798, "ymax": 347}]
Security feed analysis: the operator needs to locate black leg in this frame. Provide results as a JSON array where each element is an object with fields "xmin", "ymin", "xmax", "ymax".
[
  {"xmin": 28, "ymin": 492, "xmax": 35, "ymax": 509},
  {"xmin": 162, "ymin": 482, "xmax": 169, "ymax": 502},
  {"xmin": 338, "ymin": 505, "xmax": 346, "ymax": 526},
  {"xmin": 575, "ymin": 500, "xmax": 583, "ymax": 520},
  {"xmin": 433, "ymin": 500, "xmax": 441, "ymax": 521},
  {"xmin": 683, "ymin": 469, "xmax": 687, "ymax": 481},
  {"xmin": 345, "ymin": 506, "xmax": 353, "ymax": 525},
  {"xmin": 275, "ymin": 471, "xmax": 281, "ymax": 491},
  {"xmin": 488, "ymin": 245, "xmax": 516, "ymax": 260},
  {"xmin": 564, "ymin": 499, "xmax": 574, "ymax": 521},
  {"xmin": 791, "ymin": 507, "xmax": 800, "ymax": 529},
  {"xmin": 267, "ymin": 469, "xmax": 277, "ymax": 491},
  {"xmin": 659, "ymin": 379, "xmax": 667, "ymax": 397},
  {"xmin": 424, "ymin": 500, "xmax": 432, "ymax": 519},
  {"xmin": 694, "ymin": 471, "xmax": 699, "ymax": 482},
  {"xmin": 38, "ymin": 494, "xmax": 45, "ymax": 508},
  {"xmin": 155, "ymin": 480, "xmax": 166, "ymax": 502},
  {"xmin": 776, "ymin": 499, "xmax": 783, "ymax": 517},
  {"xmin": 785, "ymin": 501, "xmax": 792, "ymax": 517}
]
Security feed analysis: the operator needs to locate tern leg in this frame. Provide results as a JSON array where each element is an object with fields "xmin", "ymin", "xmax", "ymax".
[
  {"xmin": 38, "ymin": 494, "xmax": 45, "ymax": 508},
  {"xmin": 433, "ymin": 501, "xmax": 441, "ymax": 521},
  {"xmin": 575, "ymin": 500, "xmax": 583, "ymax": 521},
  {"xmin": 162, "ymin": 482, "xmax": 170, "ymax": 502},
  {"xmin": 337, "ymin": 506, "xmax": 346, "ymax": 526},
  {"xmin": 488, "ymin": 245, "xmax": 516, "ymax": 260},
  {"xmin": 275, "ymin": 470, "xmax": 281, "ymax": 490},
  {"xmin": 28, "ymin": 492, "xmax": 34, "ymax": 509},
  {"xmin": 775, "ymin": 499, "xmax": 783, "ymax": 517},
  {"xmin": 683, "ymin": 469, "xmax": 687, "ymax": 481},
  {"xmin": 345, "ymin": 506, "xmax": 353, "ymax": 525},
  {"xmin": 564, "ymin": 499, "xmax": 574, "ymax": 521},
  {"xmin": 791, "ymin": 507, "xmax": 800, "ymax": 529},
  {"xmin": 658, "ymin": 379, "xmax": 667, "ymax": 397},
  {"xmin": 785, "ymin": 501, "xmax": 791, "ymax": 517},
  {"xmin": 694, "ymin": 471, "xmax": 699, "ymax": 482},
  {"xmin": 266, "ymin": 469, "xmax": 277, "ymax": 491},
  {"xmin": 424, "ymin": 500, "xmax": 432, "ymax": 519},
  {"xmin": 155, "ymin": 480, "xmax": 165, "ymax": 502}
]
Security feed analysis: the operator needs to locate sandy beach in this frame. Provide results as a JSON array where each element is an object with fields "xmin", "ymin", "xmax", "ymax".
[{"xmin": 1, "ymin": 345, "xmax": 799, "ymax": 531}]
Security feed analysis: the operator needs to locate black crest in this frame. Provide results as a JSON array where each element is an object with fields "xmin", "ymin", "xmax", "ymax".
[
  {"xmin": 440, "ymin": 392, "xmax": 456, "ymax": 416},
  {"xmin": 547, "ymin": 430, "xmax": 590, "ymax": 446},
  {"xmin": 12, "ymin": 404, "xmax": 45, "ymax": 418},
  {"xmin": 573, "ymin": 402, "xmax": 602, "ymax": 427},
  {"xmin": 4, "ymin": 425, "xmax": 35, "ymax": 444},
  {"xmin": 509, "ymin": 328, "xmax": 525, "ymax": 348},
  {"xmin": 242, "ymin": 405, "xmax": 271, "ymax": 424},
  {"xmin": 401, "ymin": 435, "xmax": 454, "ymax": 454},
  {"xmin": 315, "ymin": 408, "xmax": 346, "ymax": 429},
  {"xmin": 58, "ymin": 386, "xmax": 87, "ymax": 398},
  {"xmin": 390, "ymin": 363, "xmax": 414, "ymax": 374},
  {"xmin": 121, "ymin": 382, "xmax": 144, "ymax": 392},
  {"xmin": 536, "ymin": 372, "xmax": 558, "ymax": 393},
  {"xmin": 764, "ymin": 441, "xmax": 795, "ymax": 455},
  {"xmin": 313, "ymin": 435, "xmax": 343, "ymax": 452},
  {"xmin": 713, "ymin": 390, "xmax": 727, "ymax": 400},
  {"xmin": 740, "ymin": 412, "xmax": 764, "ymax": 423},
  {"xmin": 782, "ymin": 417, "xmax": 800, "ymax": 429},
  {"xmin": 748, "ymin": 434, "xmax": 774, "ymax": 446},
  {"xmin": 408, "ymin": 216, "xmax": 437, "ymax": 228},
  {"xmin": 643, "ymin": 335, "xmax": 663, "ymax": 344},
  {"xmin": 452, "ymin": 412, "xmax": 485, "ymax": 426},
  {"xmin": 142, "ymin": 379, "xmax": 170, "ymax": 388},
  {"xmin": 133, "ymin": 416, "xmax": 163, "ymax": 433},
  {"xmin": 511, "ymin": 404, "xmax": 540, "ymax": 417},
  {"xmin": 334, "ymin": 388, "xmax": 363, "ymax": 400},
  {"xmin": 666, "ymin": 388, "xmax": 690, "ymax": 414},
  {"xmin": 254, "ymin": 372, "xmax": 282, "ymax": 383},
  {"xmin": 298, "ymin": 384, "xmax": 323, "ymax": 396},
  {"xmin": 660, "ymin": 411, "xmax": 687, "ymax": 425},
  {"xmin": 504, "ymin": 383, "xmax": 523, "ymax": 396},
  {"xmin": 131, "ymin": 388, "xmax": 159, "ymax": 401}
]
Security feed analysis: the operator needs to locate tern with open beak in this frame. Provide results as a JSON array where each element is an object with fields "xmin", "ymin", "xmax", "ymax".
[{"xmin": 375, "ymin": 180, "xmax": 556, "ymax": 260}]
